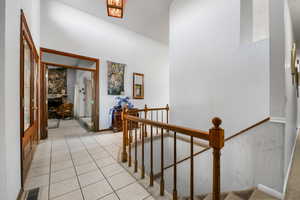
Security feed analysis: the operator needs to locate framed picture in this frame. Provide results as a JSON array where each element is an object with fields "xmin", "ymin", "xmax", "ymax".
[
  {"xmin": 133, "ymin": 73, "xmax": 144, "ymax": 99},
  {"xmin": 107, "ymin": 61, "xmax": 126, "ymax": 95}
]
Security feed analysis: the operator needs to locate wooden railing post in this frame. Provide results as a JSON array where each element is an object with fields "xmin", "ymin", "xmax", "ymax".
[
  {"xmin": 121, "ymin": 107, "xmax": 129, "ymax": 162},
  {"xmin": 144, "ymin": 104, "xmax": 148, "ymax": 137},
  {"xmin": 209, "ymin": 117, "xmax": 224, "ymax": 200},
  {"xmin": 166, "ymin": 104, "xmax": 169, "ymax": 124}
]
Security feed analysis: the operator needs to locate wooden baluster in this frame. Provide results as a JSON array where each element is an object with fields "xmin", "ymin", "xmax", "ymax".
[
  {"xmin": 150, "ymin": 125, "xmax": 154, "ymax": 186},
  {"xmin": 144, "ymin": 105, "xmax": 148, "ymax": 137},
  {"xmin": 151, "ymin": 110, "xmax": 153, "ymax": 121},
  {"xmin": 121, "ymin": 107, "xmax": 128, "ymax": 162},
  {"xmin": 160, "ymin": 128, "xmax": 165, "ymax": 196},
  {"xmin": 156, "ymin": 111, "xmax": 159, "ymax": 135},
  {"xmin": 128, "ymin": 120, "xmax": 132, "ymax": 167},
  {"xmin": 140, "ymin": 120, "xmax": 142, "ymax": 140},
  {"xmin": 173, "ymin": 131, "xmax": 178, "ymax": 200},
  {"xmin": 166, "ymin": 104, "xmax": 169, "ymax": 124},
  {"xmin": 210, "ymin": 118, "xmax": 224, "ymax": 200},
  {"xmin": 141, "ymin": 123, "xmax": 145, "ymax": 179},
  {"xmin": 161, "ymin": 110, "xmax": 164, "ymax": 123},
  {"xmin": 190, "ymin": 136, "xmax": 194, "ymax": 200},
  {"xmin": 134, "ymin": 124, "xmax": 138, "ymax": 173}
]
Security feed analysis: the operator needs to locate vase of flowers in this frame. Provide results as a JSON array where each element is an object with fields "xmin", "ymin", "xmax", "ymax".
[{"xmin": 109, "ymin": 97, "xmax": 134, "ymax": 128}]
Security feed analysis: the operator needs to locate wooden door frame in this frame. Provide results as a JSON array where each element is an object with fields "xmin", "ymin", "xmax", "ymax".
[
  {"xmin": 20, "ymin": 10, "xmax": 40, "ymax": 187},
  {"xmin": 40, "ymin": 48, "xmax": 100, "ymax": 138}
]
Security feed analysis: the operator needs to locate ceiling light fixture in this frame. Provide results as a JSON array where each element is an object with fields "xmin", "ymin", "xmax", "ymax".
[{"xmin": 107, "ymin": 0, "xmax": 124, "ymax": 18}]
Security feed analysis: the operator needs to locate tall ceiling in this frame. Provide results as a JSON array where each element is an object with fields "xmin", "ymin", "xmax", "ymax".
[
  {"xmin": 289, "ymin": 0, "xmax": 300, "ymax": 47},
  {"xmin": 55, "ymin": 0, "xmax": 173, "ymax": 44}
]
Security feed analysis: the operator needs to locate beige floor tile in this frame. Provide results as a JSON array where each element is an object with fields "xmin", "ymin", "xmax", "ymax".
[
  {"xmin": 51, "ymin": 160, "xmax": 74, "ymax": 172},
  {"xmin": 78, "ymin": 169, "xmax": 104, "ymax": 187},
  {"xmin": 73, "ymin": 156, "xmax": 93, "ymax": 166},
  {"xmin": 75, "ymin": 162, "xmax": 98, "ymax": 175},
  {"xmin": 51, "ymin": 167, "xmax": 76, "ymax": 184},
  {"xmin": 50, "ymin": 178, "xmax": 79, "ymax": 199},
  {"xmin": 101, "ymin": 163, "xmax": 125, "ymax": 177},
  {"xmin": 99, "ymin": 193, "xmax": 119, "ymax": 200},
  {"xmin": 96, "ymin": 157, "xmax": 117, "ymax": 168},
  {"xmin": 52, "ymin": 190, "xmax": 83, "ymax": 200},
  {"xmin": 52, "ymin": 154, "xmax": 72, "ymax": 164},
  {"xmin": 82, "ymin": 180, "xmax": 113, "ymax": 200},
  {"xmin": 107, "ymin": 172, "xmax": 136, "ymax": 190},
  {"xmin": 28, "ymin": 166, "xmax": 50, "ymax": 178},
  {"xmin": 116, "ymin": 182, "xmax": 149, "ymax": 200},
  {"xmin": 24, "ymin": 174, "xmax": 49, "ymax": 190},
  {"xmin": 38, "ymin": 186, "xmax": 49, "ymax": 200},
  {"xmin": 144, "ymin": 196, "xmax": 155, "ymax": 200}
]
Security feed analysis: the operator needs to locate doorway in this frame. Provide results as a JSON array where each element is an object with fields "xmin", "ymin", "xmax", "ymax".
[{"xmin": 40, "ymin": 48, "xmax": 100, "ymax": 139}]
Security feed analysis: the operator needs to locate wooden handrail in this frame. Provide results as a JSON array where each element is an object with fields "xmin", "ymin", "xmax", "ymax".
[
  {"xmin": 163, "ymin": 117, "xmax": 271, "ymax": 171},
  {"xmin": 122, "ymin": 105, "xmax": 224, "ymax": 200},
  {"xmin": 129, "ymin": 107, "xmax": 169, "ymax": 113},
  {"xmin": 125, "ymin": 115, "xmax": 210, "ymax": 140}
]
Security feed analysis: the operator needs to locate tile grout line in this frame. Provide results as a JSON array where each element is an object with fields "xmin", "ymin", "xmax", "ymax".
[
  {"xmin": 91, "ymin": 133, "xmax": 152, "ymax": 199},
  {"xmin": 79, "ymin": 135, "xmax": 122, "ymax": 200},
  {"xmin": 65, "ymin": 132, "xmax": 87, "ymax": 200},
  {"xmin": 48, "ymin": 138, "xmax": 54, "ymax": 200}
]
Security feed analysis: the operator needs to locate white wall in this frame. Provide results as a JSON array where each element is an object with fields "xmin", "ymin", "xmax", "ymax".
[
  {"xmin": 169, "ymin": 0, "xmax": 269, "ymax": 136},
  {"xmin": 270, "ymin": 0, "xmax": 286, "ymax": 118},
  {"xmin": 0, "ymin": 0, "xmax": 7, "ymax": 199},
  {"xmin": 163, "ymin": 121, "xmax": 285, "ymax": 196},
  {"xmin": 283, "ymin": 0, "xmax": 298, "ymax": 177},
  {"xmin": 40, "ymin": 0, "xmax": 170, "ymax": 130},
  {"xmin": 0, "ymin": 0, "xmax": 40, "ymax": 199}
]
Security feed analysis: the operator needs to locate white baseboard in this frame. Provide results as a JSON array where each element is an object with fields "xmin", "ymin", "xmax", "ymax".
[
  {"xmin": 257, "ymin": 184, "xmax": 283, "ymax": 199},
  {"xmin": 282, "ymin": 129, "xmax": 300, "ymax": 199}
]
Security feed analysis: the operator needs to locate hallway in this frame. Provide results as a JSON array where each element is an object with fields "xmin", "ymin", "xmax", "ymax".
[{"xmin": 24, "ymin": 120, "xmax": 154, "ymax": 200}]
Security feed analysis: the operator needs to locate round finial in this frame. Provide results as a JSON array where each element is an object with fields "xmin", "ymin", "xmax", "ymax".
[{"xmin": 212, "ymin": 117, "xmax": 222, "ymax": 128}]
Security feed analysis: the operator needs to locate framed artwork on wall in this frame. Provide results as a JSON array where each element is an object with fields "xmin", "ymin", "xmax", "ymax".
[
  {"xmin": 107, "ymin": 61, "xmax": 126, "ymax": 95},
  {"xmin": 133, "ymin": 73, "xmax": 144, "ymax": 99}
]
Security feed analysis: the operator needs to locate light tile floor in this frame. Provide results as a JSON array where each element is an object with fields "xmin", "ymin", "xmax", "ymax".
[{"xmin": 24, "ymin": 120, "xmax": 154, "ymax": 200}]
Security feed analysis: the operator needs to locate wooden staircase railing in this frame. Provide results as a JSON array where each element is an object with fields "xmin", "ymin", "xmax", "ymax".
[{"xmin": 121, "ymin": 105, "xmax": 225, "ymax": 200}]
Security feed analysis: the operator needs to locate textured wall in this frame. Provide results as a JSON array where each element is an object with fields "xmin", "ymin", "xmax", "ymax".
[
  {"xmin": 169, "ymin": 0, "xmax": 270, "ymax": 137},
  {"xmin": 162, "ymin": 122, "xmax": 285, "ymax": 196}
]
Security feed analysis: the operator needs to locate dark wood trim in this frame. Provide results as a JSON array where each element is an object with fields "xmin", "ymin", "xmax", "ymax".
[
  {"xmin": 21, "ymin": 10, "xmax": 38, "ymax": 58},
  {"xmin": 40, "ymin": 47, "xmax": 98, "ymax": 62},
  {"xmin": 20, "ymin": 9, "xmax": 40, "ymax": 189},
  {"xmin": 106, "ymin": 0, "xmax": 124, "ymax": 18},
  {"xmin": 163, "ymin": 117, "xmax": 271, "ymax": 171},
  {"xmin": 42, "ymin": 62, "xmax": 96, "ymax": 72},
  {"xmin": 95, "ymin": 60, "xmax": 100, "ymax": 131},
  {"xmin": 40, "ymin": 48, "xmax": 100, "ymax": 132}
]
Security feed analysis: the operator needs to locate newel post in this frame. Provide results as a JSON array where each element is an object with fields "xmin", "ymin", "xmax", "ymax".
[
  {"xmin": 121, "ymin": 106, "xmax": 129, "ymax": 162},
  {"xmin": 209, "ymin": 117, "xmax": 224, "ymax": 200}
]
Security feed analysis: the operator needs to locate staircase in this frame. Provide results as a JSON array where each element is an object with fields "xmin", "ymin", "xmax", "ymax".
[
  {"xmin": 120, "ymin": 105, "xmax": 279, "ymax": 200},
  {"xmin": 181, "ymin": 188, "xmax": 278, "ymax": 200}
]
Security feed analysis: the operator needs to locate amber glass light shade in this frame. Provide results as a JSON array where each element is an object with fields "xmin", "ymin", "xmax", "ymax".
[{"xmin": 107, "ymin": 0, "xmax": 124, "ymax": 18}]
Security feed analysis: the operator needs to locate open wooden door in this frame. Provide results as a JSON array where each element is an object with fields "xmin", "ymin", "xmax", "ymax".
[{"xmin": 20, "ymin": 10, "xmax": 39, "ymax": 185}]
